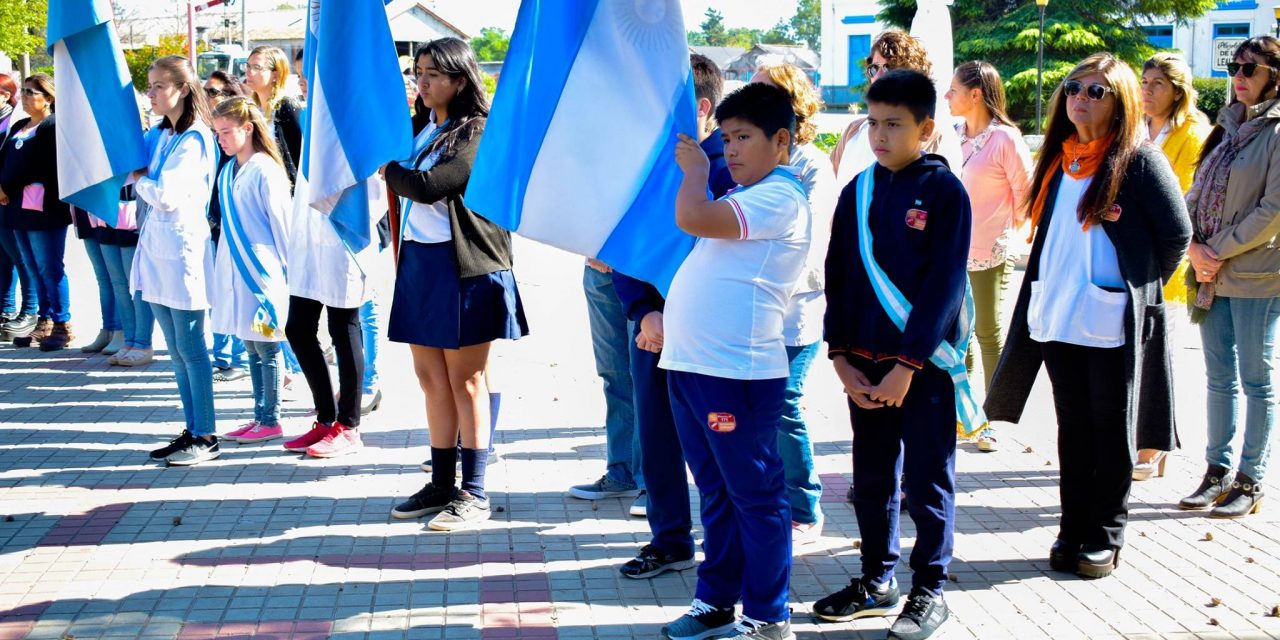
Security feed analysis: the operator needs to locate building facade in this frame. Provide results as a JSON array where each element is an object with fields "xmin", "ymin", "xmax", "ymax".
[
  {"xmin": 1141, "ymin": 1, "xmax": 1279, "ymax": 77},
  {"xmin": 820, "ymin": 0, "xmax": 888, "ymax": 107}
]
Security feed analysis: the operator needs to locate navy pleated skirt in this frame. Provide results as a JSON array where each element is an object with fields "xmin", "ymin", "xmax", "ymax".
[{"xmin": 388, "ymin": 240, "xmax": 529, "ymax": 349}]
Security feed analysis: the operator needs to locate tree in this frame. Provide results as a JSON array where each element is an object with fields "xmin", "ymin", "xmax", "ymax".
[
  {"xmin": 0, "ymin": 0, "xmax": 48, "ymax": 60},
  {"xmin": 877, "ymin": 0, "xmax": 1216, "ymax": 130},
  {"xmin": 123, "ymin": 34, "xmax": 201, "ymax": 93},
  {"xmin": 470, "ymin": 27, "xmax": 510, "ymax": 62},
  {"xmin": 790, "ymin": 0, "xmax": 821, "ymax": 52},
  {"xmin": 761, "ymin": 20, "xmax": 798, "ymax": 45},
  {"xmin": 700, "ymin": 8, "xmax": 729, "ymax": 46}
]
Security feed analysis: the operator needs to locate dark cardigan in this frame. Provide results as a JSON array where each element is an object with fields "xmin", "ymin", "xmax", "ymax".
[
  {"xmin": 272, "ymin": 97, "xmax": 303, "ymax": 187},
  {"xmin": 984, "ymin": 144, "xmax": 1192, "ymax": 454},
  {"xmin": 0, "ymin": 115, "xmax": 70, "ymax": 231},
  {"xmin": 383, "ymin": 116, "xmax": 513, "ymax": 279}
]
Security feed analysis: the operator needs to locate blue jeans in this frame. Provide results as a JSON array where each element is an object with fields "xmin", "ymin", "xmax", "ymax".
[
  {"xmin": 0, "ymin": 227, "xmax": 36, "ymax": 315},
  {"xmin": 99, "ymin": 243, "xmax": 154, "ymax": 349},
  {"xmin": 360, "ymin": 297, "xmax": 380, "ymax": 392},
  {"xmin": 14, "ymin": 227, "xmax": 70, "ymax": 322},
  {"xmin": 781, "ymin": 343, "xmax": 824, "ymax": 525},
  {"xmin": 281, "ymin": 342, "xmax": 301, "ymax": 375},
  {"xmin": 583, "ymin": 265, "xmax": 641, "ymax": 489},
  {"xmin": 83, "ymin": 238, "xmax": 121, "ymax": 331},
  {"xmin": 1200, "ymin": 296, "xmax": 1280, "ymax": 482},
  {"xmin": 151, "ymin": 304, "xmax": 216, "ymax": 437},
  {"xmin": 245, "ymin": 340, "xmax": 283, "ymax": 426},
  {"xmin": 211, "ymin": 333, "xmax": 247, "ymax": 370}
]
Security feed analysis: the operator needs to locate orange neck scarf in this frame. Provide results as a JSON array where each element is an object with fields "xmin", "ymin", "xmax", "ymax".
[{"xmin": 1029, "ymin": 131, "xmax": 1116, "ymax": 234}]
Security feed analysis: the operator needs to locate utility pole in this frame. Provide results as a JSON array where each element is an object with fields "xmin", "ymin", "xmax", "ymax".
[{"xmin": 241, "ymin": 0, "xmax": 249, "ymax": 51}]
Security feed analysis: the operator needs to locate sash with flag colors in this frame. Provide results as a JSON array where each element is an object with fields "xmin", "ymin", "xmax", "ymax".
[
  {"xmin": 47, "ymin": 0, "xmax": 148, "ymax": 226},
  {"xmin": 464, "ymin": 0, "xmax": 697, "ymax": 295},
  {"xmin": 300, "ymin": 0, "xmax": 411, "ymax": 252}
]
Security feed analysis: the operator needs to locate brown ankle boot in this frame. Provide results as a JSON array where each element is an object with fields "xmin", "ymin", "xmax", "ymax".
[
  {"xmin": 39, "ymin": 322, "xmax": 74, "ymax": 351},
  {"xmin": 30, "ymin": 317, "xmax": 52, "ymax": 342}
]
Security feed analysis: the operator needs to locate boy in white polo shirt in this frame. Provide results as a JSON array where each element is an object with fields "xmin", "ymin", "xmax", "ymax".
[{"xmin": 658, "ymin": 82, "xmax": 810, "ymax": 640}]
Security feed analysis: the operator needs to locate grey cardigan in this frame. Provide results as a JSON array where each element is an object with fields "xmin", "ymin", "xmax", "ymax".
[
  {"xmin": 1199, "ymin": 98, "xmax": 1280, "ymax": 298},
  {"xmin": 985, "ymin": 144, "xmax": 1192, "ymax": 454}
]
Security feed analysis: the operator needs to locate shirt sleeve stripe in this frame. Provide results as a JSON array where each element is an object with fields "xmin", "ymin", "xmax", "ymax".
[{"xmin": 727, "ymin": 196, "xmax": 748, "ymax": 239}]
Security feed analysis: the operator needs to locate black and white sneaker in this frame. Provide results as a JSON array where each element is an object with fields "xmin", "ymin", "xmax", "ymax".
[
  {"xmin": 165, "ymin": 435, "xmax": 220, "ymax": 466},
  {"xmin": 619, "ymin": 544, "xmax": 696, "ymax": 579},
  {"xmin": 726, "ymin": 617, "xmax": 793, "ymax": 640},
  {"xmin": 813, "ymin": 576, "xmax": 900, "ymax": 622},
  {"xmin": 392, "ymin": 482, "xmax": 456, "ymax": 519},
  {"xmin": 150, "ymin": 431, "xmax": 194, "ymax": 460},
  {"xmin": 427, "ymin": 490, "xmax": 491, "ymax": 531},
  {"xmin": 887, "ymin": 589, "xmax": 948, "ymax": 640},
  {"xmin": 660, "ymin": 599, "xmax": 737, "ymax": 640}
]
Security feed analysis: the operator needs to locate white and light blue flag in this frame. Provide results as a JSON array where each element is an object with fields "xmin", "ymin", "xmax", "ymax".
[
  {"xmin": 47, "ymin": 0, "xmax": 147, "ymax": 226},
  {"xmin": 464, "ymin": 0, "xmax": 697, "ymax": 294},
  {"xmin": 301, "ymin": 0, "xmax": 411, "ymax": 251}
]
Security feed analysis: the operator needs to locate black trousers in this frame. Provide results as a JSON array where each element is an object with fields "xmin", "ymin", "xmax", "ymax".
[
  {"xmin": 285, "ymin": 295, "xmax": 363, "ymax": 428},
  {"xmin": 1040, "ymin": 341, "xmax": 1131, "ymax": 549}
]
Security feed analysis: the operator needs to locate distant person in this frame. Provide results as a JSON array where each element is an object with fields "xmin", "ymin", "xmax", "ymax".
[{"xmin": 244, "ymin": 46, "xmax": 302, "ymax": 185}]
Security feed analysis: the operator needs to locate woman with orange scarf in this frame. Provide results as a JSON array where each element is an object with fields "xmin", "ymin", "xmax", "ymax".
[{"xmin": 983, "ymin": 54, "xmax": 1190, "ymax": 580}]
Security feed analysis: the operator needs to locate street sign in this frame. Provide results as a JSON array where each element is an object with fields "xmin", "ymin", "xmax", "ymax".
[{"xmin": 1214, "ymin": 37, "xmax": 1247, "ymax": 71}]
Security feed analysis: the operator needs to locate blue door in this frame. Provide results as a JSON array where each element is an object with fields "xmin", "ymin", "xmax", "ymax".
[{"xmin": 848, "ymin": 34, "xmax": 871, "ymax": 88}]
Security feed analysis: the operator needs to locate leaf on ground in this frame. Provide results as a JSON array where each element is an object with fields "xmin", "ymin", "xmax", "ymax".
[
  {"xmin": 852, "ymin": 539, "xmax": 862, "ymax": 550},
  {"xmin": 1209, "ymin": 597, "xmax": 1222, "ymax": 607},
  {"xmin": 1023, "ymin": 446, "xmax": 1034, "ymax": 453},
  {"xmin": 1203, "ymin": 532, "xmax": 1214, "ymax": 542},
  {"xmin": 172, "ymin": 516, "xmax": 182, "ymax": 526}
]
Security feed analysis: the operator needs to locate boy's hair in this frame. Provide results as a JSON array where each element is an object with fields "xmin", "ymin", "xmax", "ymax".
[
  {"xmin": 714, "ymin": 83, "xmax": 796, "ymax": 139},
  {"xmin": 690, "ymin": 54, "xmax": 723, "ymax": 107},
  {"xmin": 865, "ymin": 69, "xmax": 936, "ymax": 123}
]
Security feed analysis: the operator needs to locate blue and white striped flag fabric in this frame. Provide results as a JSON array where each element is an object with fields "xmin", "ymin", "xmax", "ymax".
[
  {"xmin": 464, "ymin": 0, "xmax": 698, "ymax": 295},
  {"xmin": 301, "ymin": 0, "xmax": 411, "ymax": 252},
  {"xmin": 47, "ymin": 0, "xmax": 147, "ymax": 226}
]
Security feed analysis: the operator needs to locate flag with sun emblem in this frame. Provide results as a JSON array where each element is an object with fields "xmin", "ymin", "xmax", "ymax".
[{"xmin": 464, "ymin": 0, "xmax": 698, "ymax": 295}]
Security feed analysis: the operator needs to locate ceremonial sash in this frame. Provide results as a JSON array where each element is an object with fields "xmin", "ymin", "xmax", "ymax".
[
  {"xmin": 218, "ymin": 160, "xmax": 283, "ymax": 339},
  {"xmin": 853, "ymin": 166, "xmax": 988, "ymax": 437}
]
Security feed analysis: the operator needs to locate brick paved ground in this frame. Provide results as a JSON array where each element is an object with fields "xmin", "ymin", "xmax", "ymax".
[{"xmin": 1, "ymin": 237, "xmax": 1279, "ymax": 640}]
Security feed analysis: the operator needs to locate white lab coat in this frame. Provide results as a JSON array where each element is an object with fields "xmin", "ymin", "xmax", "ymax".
[
  {"xmin": 131, "ymin": 123, "xmax": 217, "ymax": 311},
  {"xmin": 287, "ymin": 173, "xmax": 388, "ymax": 310},
  {"xmin": 210, "ymin": 154, "xmax": 293, "ymax": 341}
]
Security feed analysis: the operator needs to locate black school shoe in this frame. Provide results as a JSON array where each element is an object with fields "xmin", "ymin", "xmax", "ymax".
[
  {"xmin": 150, "ymin": 431, "xmax": 194, "ymax": 460},
  {"xmin": 619, "ymin": 544, "xmax": 697, "ymax": 579},
  {"xmin": 391, "ymin": 482, "xmax": 456, "ymax": 519},
  {"xmin": 887, "ymin": 589, "xmax": 948, "ymax": 640},
  {"xmin": 813, "ymin": 576, "xmax": 900, "ymax": 622},
  {"xmin": 166, "ymin": 435, "xmax": 221, "ymax": 466}
]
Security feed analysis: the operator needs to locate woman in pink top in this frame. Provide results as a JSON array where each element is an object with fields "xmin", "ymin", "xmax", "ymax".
[{"xmin": 946, "ymin": 61, "xmax": 1033, "ymax": 452}]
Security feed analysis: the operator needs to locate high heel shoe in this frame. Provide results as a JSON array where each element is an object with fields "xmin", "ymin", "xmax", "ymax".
[
  {"xmin": 1210, "ymin": 472, "xmax": 1264, "ymax": 519},
  {"xmin": 1131, "ymin": 450, "xmax": 1169, "ymax": 481},
  {"xmin": 360, "ymin": 389, "xmax": 382, "ymax": 415}
]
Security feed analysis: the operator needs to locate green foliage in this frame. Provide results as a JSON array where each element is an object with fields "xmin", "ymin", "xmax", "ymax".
[
  {"xmin": 470, "ymin": 27, "xmax": 510, "ymax": 63},
  {"xmin": 699, "ymin": 8, "xmax": 729, "ymax": 46},
  {"xmin": 1193, "ymin": 77, "xmax": 1227, "ymax": 122},
  {"xmin": 761, "ymin": 20, "xmax": 798, "ymax": 46},
  {"xmin": 813, "ymin": 132, "xmax": 839, "ymax": 154},
  {"xmin": 123, "ymin": 34, "xmax": 201, "ymax": 93},
  {"xmin": 0, "ymin": 0, "xmax": 47, "ymax": 60},
  {"xmin": 481, "ymin": 71, "xmax": 498, "ymax": 97},
  {"xmin": 877, "ymin": 0, "xmax": 1217, "ymax": 130},
  {"xmin": 790, "ymin": 0, "xmax": 822, "ymax": 52}
]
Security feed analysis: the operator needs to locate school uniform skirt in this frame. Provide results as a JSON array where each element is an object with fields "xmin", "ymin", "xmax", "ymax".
[{"xmin": 388, "ymin": 239, "xmax": 529, "ymax": 349}]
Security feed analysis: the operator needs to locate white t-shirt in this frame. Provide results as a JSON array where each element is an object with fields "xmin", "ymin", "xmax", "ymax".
[
  {"xmin": 659, "ymin": 168, "xmax": 811, "ymax": 380},
  {"xmin": 1028, "ymin": 174, "xmax": 1128, "ymax": 348},
  {"xmin": 401, "ymin": 123, "xmax": 452, "ymax": 244}
]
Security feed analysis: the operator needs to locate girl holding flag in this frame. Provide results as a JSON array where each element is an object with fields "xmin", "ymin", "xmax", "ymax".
[
  {"xmin": 383, "ymin": 38, "xmax": 528, "ymax": 532},
  {"xmin": 133, "ymin": 56, "xmax": 220, "ymax": 467},
  {"xmin": 209, "ymin": 97, "xmax": 293, "ymax": 445}
]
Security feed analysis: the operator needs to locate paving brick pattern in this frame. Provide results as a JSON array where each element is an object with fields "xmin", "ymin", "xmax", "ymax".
[{"xmin": 1, "ymin": 239, "xmax": 1279, "ymax": 639}]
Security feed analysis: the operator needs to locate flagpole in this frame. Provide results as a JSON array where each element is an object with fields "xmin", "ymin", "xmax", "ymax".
[{"xmin": 186, "ymin": 0, "xmax": 196, "ymax": 66}]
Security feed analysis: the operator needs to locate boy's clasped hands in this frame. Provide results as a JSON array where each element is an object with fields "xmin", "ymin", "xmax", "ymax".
[{"xmin": 832, "ymin": 356, "xmax": 914, "ymax": 409}]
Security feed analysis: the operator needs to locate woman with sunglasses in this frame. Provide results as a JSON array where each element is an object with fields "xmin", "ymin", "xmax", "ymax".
[
  {"xmin": 0, "ymin": 74, "xmax": 75, "ymax": 351},
  {"xmin": 829, "ymin": 29, "xmax": 962, "ymax": 189},
  {"xmin": 1179, "ymin": 36, "xmax": 1280, "ymax": 519},
  {"xmin": 1130, "ymin": 52, "xmax": 1210, "ymax": 481},
  {"xmin": 0, "ymin": 71, "xmax": 38, "ymax": 343},
  {"xmin": 985, "ymin": 53, "xmax": 1190, "ymax": 579}
]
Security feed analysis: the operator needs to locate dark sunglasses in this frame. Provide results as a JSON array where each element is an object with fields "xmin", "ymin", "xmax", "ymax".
[
  {"xmin": 204, "ymin": 87, "xmax": 230, "ymax": 98},
  {"xmin": 20, "ymin": 88, "xmax": 46, "ymax": 98},
  {"xmin": 1063, "ymin": 80, "xmax": 1115, "ymax": 102},
  {"xmin": 1227, "ymin": 62, "xmax": 1276, "ymax": 78}
]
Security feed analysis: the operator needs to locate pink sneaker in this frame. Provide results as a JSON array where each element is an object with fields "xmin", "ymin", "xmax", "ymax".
[
  {"xmin": 224, "ymin": 421, "xmax": 259, "ymax": 440},
  {"xmin": 238, "ymin": 423, "xmax": 284, "ymax": 443},
  {"xmin": 284, "ymin": 422, "xmax": 331, "ymax": 452},
  {"xmin": 306, "ymin": 422, "xmax": 363, "ymax": 458}
]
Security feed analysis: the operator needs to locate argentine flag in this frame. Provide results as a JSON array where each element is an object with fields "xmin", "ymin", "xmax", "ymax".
[
  {"xmin": 301, "ymin": 0, "xmax": 411, "ymax": 251},
  {"xmin": 464, "ymin": 0, "xmax": 697, "ymax": 294},
  {"xmin": 47, "ymin": 0, "xmax": 147, "ymax": 225}
]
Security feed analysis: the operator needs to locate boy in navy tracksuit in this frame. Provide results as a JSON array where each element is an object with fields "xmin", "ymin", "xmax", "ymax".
[
  {"xmin": 659, "ymin": 83, "xmax": 809, "ymax": 640},
  {"xmin": 815, "ymin": 71, "xmax": 970, "ymax": 640},
  {"xmin": 611, "ymin": 54, "xmax": 734, "ymax": 581}
]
